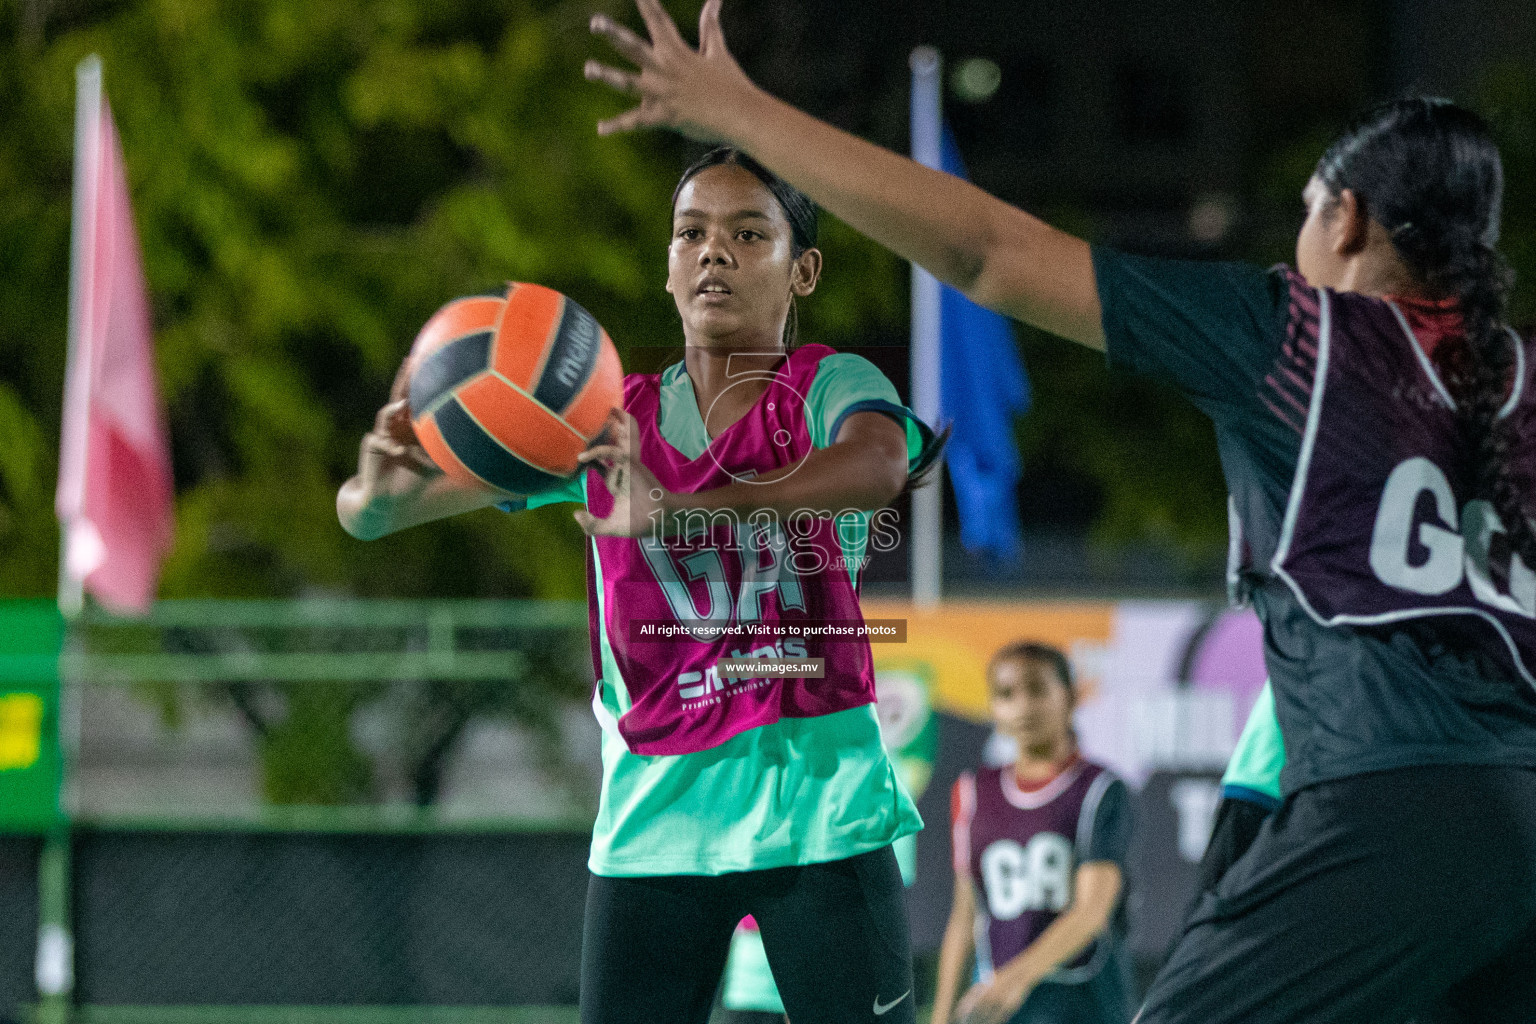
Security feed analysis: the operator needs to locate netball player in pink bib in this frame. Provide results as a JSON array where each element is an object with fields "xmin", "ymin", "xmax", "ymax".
[
  {"xmin": 587, "ymin": 3, "xmax": 1536, "ymax": 1021},
  {"xmin": 339, "ymin": 145, "xmax": 945, "ymax": 1024}
]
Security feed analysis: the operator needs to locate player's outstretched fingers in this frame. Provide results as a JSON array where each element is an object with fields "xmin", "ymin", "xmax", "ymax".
[
  {"xmin": 698, "ymin": 0, "xmax": 726, "ymax": 56},
  {"xmin": 592, "ymin": 107, "xmax": 654, "ymax": 137},
  {"xmin": 634, "ymin": 0, "xmax": 687, "ymax": 52},
  {"xmin": 584, "ymin": 60, "xmax": 641, "ymax": 95},
  {"xmin": 589, "ymin": 14, "xmax": 653, "ymax": 68},
  {"xmin": 586, "ymin": 0, "xmax": 754, "ymax": 143}
]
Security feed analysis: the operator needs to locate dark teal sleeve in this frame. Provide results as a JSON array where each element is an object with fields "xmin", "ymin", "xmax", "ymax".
[
  {"xmin": 1092, "ymin": 246, "xmax": 1291, "ymax": 423},
  {"xmin": 1084, "ymin": 778, "xmax": 1133, "ymax": 868},
  {"xmin": 494, "ymin": 473, "xmax": 586, "ymax": 513}
]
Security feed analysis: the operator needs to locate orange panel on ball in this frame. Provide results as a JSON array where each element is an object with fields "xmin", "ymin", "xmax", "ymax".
[
  {"xmin": 455, "ymin": 375, "xmax": 586, "ymax": 476},
  {"xmin": 492, "ymin": 284, "xmax": 566, "ymax": 391},
  {"xmin": 407, "ymin": 296, "xmax": 503, "ymax": 369},
  {"xmin": 560, "ymin": 331, "xmax": 625, "ymax": 439}
]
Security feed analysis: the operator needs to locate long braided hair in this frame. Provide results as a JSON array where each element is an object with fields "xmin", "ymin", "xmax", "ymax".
[{"xmin": 1317, "ymin": 97, "xmax": 1534, "ymax": 579}]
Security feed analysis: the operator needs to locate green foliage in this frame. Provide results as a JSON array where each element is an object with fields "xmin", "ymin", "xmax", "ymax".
[
  {"xmin": 259, "ymin": 683, "xmax": 377, "ymax": 805},
  {"xmin": 0, "ymin": 0, "xmax": 915, "ymax": 601},
  {"xmin": 4, "ymin": 6, "xmax": 1532, "ymax": 612},
  {"xmin": 1481, "ymin": 62, "xmax": 1536, "ymax": 330}
]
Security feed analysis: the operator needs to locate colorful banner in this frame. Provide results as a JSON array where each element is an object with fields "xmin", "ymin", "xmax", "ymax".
[
  {"xmin": 0, "ymin": 601, "xmax": 65, "ymax": 831},
  {"xmin": 861, "ymin": 599, "xmax": 1268, "ymax": 787}
]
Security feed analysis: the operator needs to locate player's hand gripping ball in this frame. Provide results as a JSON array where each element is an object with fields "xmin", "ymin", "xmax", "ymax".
[{"xmin": 403, "ymin": 284, "xmax": 623, "ymax": 495}]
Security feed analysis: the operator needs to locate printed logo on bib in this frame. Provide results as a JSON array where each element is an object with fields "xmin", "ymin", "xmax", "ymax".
[
  {"xmin": 641, "ymin": 521, "xmax": 815, "ymax": 706},
  {"xmin": 979, "ymin": 833, "xmax": 1074, "ymax": 920},
  {"xmin": 591, "ymin": 345, "xmax": 880, "ymax": 756},
  {"xmin": 1369, "ymin": 456, "xmax": 1536, "ymax": 616}
]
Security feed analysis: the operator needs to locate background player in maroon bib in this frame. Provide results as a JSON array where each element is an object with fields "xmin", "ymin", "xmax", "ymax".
[{"xmin": 933, "ymin": 642, "xmax": 1133, "ymax": 1024}]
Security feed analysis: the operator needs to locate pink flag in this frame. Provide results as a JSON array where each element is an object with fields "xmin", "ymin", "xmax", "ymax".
[{"xmin": 55, "ymin": 56, "xmax": 173, "ymax": 615}]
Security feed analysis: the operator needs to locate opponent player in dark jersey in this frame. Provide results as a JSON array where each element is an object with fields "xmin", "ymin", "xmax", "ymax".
[
  {"xmin": 586, "ymin": 4, "xmax": 1536, "ymax": 1021},
  {"xmin": 935, "ymin": 642, "xmax": 1133, "ymax": 1024}
]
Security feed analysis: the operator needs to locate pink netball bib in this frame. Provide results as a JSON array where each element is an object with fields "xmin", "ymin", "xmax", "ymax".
[{"xmin": 584, "ymin": 344, "xmax": 879, "ymax": 756}]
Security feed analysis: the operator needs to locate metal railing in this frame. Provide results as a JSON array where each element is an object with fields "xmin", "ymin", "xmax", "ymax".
[
  {"xmin": 1, "ymin": 599, "xmax": 597, "ymax": 1024},
  {"xmin": 34, "ymin": 599, "xmax": 588, "ymax": 685}
]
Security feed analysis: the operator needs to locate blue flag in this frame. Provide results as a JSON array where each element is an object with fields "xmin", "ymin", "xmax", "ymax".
[{"xmin": 938, "ymin": 127, "xmax": 1031, "ymax": 561}]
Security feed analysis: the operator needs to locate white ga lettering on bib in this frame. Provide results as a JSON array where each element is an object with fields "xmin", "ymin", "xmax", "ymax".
[
  {"xmin": 1369, "ymin": 456, "xmax": 1536, "ymax": 616},
  {"xmin": 979, "ymin": 833, "xmax": 1074, "ymax": 920}
]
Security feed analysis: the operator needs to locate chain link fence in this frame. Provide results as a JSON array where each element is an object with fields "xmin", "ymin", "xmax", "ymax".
[
  {"xmin": 71, "ymin": 828, "xmax": 589, "ymax": 1008},
  {"xmin": 2, "ymin": 600, "xmax": 600, "ymax": 1024}
]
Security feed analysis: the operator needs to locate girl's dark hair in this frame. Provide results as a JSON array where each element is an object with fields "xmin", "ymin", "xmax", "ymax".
[
  {"xmin": 673, "ymin": 148, "xmax": 950, "ymax": 495},
  {"xmin": 1317, "ymin": 97, "xmax": 1534, "ymax": 576},
  {"xmin": 989, "ymin": 641, "xmax": 1074, "ymax": 695},
  {"xmin": 672, "ymin": 147, "xmax": 819, "ymax": 350}
]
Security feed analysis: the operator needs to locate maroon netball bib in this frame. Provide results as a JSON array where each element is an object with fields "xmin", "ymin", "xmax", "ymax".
[
  {"xmin": 1271, "ymin": 287, "xmax": 1536, "ymax": 688},
  {"xmin": 953, "ymin": 761, "xmax": 1119, "ymax": 982}
]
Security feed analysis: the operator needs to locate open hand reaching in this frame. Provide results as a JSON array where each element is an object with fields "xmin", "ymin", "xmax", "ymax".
[{"xmin": 585, "ymin": 0, "xmax": 755, "ymax": 143}]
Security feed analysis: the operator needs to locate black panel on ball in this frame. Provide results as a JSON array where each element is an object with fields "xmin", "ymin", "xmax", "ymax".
[
  {"xmin": 409, "ymin": 331, "xmax": 492, "ymax": 416},
  {"xmin": 531, "ymin": 297, "xmax": 602, "ymax": 414},
  {"xmin": 434, "ymin": 397, "xmax": 569, "ymax": 494}
]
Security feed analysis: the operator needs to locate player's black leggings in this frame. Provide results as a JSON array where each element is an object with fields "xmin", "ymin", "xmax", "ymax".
[
  {"xmin": 1186, "ymin": 793, "xmax": 1273, "ymax": 915},
  {"xmin": 580, "ymin": 845, "xmax": 915, "ymax": 1024},
  {"xmin": 1138, "ymin": 765, "xmax": 1536, "ymax": 1024}
]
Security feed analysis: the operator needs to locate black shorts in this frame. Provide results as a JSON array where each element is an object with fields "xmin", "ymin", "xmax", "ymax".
[
  {"xmin": 1191, "ymin": 795, "xmax": 1273, "ymax": 900},
  {"xmin": 580, "ymin": 845, "xmax": 915, "ymax": 1024},
  {"xmin": 1136, "ymin": 765, "xmax": 1536, "ymax": 1024},
  {"xmin": 1007, "ymin": 969, "xmax": 1136, "ymax": 1024}
]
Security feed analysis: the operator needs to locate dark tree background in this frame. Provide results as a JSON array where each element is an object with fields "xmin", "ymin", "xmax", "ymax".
[{"xmin": 0, "ymin": 0, "xmax": 1532, "ymax": 596}]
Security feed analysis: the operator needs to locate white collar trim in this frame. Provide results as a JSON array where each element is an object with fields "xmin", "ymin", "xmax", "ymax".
[{"xmin": 1000, "ymin": 759, "xmax": 1084, "ymax": 810}]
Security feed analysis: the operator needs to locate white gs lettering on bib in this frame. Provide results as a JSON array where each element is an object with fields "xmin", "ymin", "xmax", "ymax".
[{"xmin": 1368, "ymin": 456, "xmax": 1536, "ymax": 616}]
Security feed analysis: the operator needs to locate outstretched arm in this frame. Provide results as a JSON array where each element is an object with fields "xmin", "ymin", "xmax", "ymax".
[
  {"xmin": 573, "ymin": 408, "xmax": 909, "ymax": 537},
  {"xmin": 586, "ymin": 0, "xmax": 1103, "ymax": 349}
]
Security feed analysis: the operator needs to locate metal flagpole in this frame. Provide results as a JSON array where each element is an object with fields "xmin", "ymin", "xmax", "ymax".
[
  {"xmin": 909, "ymin": 46, "xmax": 943, "ymax": 609},
  {"xmin": 39, "ymin": 52, "xmax": 103, "ymax": 1024},
  {"xmin": 58, "ymin": 53, "xmax": 102, "ymax": 620}
]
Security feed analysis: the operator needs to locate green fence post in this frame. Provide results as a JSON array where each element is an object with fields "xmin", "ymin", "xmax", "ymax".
[
  {"xmin": 35, "ymin": 825, "xmax": 73, "ymax": 1024},
  {"xmin": 0, "ymin": 601, "xmax": 70, "ymax": 1024}
]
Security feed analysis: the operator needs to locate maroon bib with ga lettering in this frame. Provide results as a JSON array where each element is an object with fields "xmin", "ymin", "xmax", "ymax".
[
  {"xmin": 1270, "ymin": 287, "xmax": 1536, "ymax": 688},
  {"xmin": 952, "ymin": 759, "xmax": 1120, "ymax": 982}
]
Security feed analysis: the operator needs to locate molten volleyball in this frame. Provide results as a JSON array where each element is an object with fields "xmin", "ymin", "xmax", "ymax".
[{"xmin": 405, "ymin": 283, "xmax": 622, "ymax": 494}]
